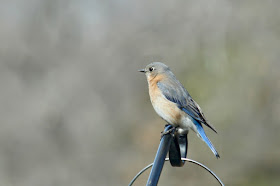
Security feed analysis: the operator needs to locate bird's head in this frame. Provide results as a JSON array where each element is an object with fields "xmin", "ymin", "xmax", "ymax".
[{"xmin": 138, "ymin": 62, "xmax": 170, "ymax": 81}]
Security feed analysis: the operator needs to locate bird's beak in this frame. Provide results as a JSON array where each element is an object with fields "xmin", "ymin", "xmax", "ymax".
[{"xmin": 138, "ymin": 69, "xmax": 145, "ymax": 73}]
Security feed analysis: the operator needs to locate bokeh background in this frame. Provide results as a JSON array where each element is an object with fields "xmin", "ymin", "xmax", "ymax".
[{"xmin": 1, "ymin": 0, "xmax": 280, "ymax": 185}]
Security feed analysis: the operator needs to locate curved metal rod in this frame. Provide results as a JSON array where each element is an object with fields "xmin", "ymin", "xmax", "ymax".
[
  {"xmin": 176, "ymin": 158, "xmax": 224, "ymax": 186},
  {"xmin": 128, "ymin": 162, "xmax": 154, "ymax": 186},
  {"xmin": 129, "ymin": 158, "xmax": 224, "ymax": 186}
]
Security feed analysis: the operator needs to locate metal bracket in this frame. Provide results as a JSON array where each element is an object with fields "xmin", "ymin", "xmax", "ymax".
[{"xmin": 169, "ymin": 132, "xmax": 188, "ymax": 167}]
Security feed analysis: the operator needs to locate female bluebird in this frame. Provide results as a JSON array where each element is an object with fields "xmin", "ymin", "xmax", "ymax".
[{"xmin": 139, "ymin": 62, "xmax": 220, "ymax": 158}]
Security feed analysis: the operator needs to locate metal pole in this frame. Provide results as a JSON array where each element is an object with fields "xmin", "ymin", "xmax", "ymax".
[{"xmin": 146, "ymin": 125, "xmax": 174, "ymax": 186}]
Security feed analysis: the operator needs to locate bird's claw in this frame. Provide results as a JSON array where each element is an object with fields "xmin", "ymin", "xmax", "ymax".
[{"xmin": 161, "ymin": 127, "xmax": 176, "ymax": 139}]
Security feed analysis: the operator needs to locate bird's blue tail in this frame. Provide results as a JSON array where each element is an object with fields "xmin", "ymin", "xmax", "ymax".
[{"xmin": 191, "ymin": 118, "xmax": 220, "ymax": 158}]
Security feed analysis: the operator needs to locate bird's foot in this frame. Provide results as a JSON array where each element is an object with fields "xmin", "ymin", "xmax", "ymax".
[{"xmin": 161, "ymin": 126, "xmax": 176, "ymax": 138}]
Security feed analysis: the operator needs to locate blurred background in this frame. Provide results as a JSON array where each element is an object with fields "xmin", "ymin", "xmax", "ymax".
[{"xmin": 0, "ymin": 0, "xmax": 280, "ymax": 185}]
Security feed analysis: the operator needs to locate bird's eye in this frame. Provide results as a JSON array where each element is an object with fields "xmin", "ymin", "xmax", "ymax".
[{"xmin": 149, "ymin": 67, "xmax": 155, "ymax": 72}]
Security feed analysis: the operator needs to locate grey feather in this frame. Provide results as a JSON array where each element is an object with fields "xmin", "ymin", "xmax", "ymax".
[{"xmin": 157, "ymin": 77, "xmax": 217, "ymax": 133}]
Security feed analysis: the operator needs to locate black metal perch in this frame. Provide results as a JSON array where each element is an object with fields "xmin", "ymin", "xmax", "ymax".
[{"xmin": 129, "ymin": 124, "xmax": 224, "ymax": 186}]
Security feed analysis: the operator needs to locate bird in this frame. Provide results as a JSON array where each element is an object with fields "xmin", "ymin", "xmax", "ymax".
[{"xmin": 138, "ymin": 62, "xmax": 220, "ymax": 158}]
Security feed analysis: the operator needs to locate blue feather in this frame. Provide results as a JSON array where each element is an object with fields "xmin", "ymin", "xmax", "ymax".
[
  {"xmin": 188, "ymin": 116, "xmax": 220, "ymax": 158},
  {"xmin": 181, "ymin": 107, "xmax": 203, "ymax": 123}
]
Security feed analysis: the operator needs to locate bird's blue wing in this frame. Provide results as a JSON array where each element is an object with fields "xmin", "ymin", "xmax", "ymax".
[{"xmin": 157, "ymin": 81, "xmax": 217, "ymax": 133}]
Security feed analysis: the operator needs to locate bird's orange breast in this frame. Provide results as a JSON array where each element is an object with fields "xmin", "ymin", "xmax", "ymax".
[{"xmin": 148, "ymin": 75, "xmax": 183, "ymax": 125}]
